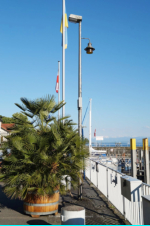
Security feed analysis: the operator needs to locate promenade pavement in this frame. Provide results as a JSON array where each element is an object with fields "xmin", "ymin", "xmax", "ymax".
[{"xmin": 0, "ymin": 179, "xmax": 130, "ymax": 225}]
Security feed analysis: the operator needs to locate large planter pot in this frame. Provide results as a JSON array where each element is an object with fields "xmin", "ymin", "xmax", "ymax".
[{"xmin": 23, "ymin": 190, "xmax": 59, "ymax": 218}]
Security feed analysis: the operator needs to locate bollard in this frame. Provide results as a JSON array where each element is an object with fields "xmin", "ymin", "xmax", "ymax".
[
  {"xmin": 130, "ymin": 138, "xmax": 137, "ymax": 178},
  {"xmin": 61, "ymin": 205, "xmax": 85, "ymax": 225},
  {"xmin": 143, "ymin": 138, "xmax": 149, "ymax": 184}
]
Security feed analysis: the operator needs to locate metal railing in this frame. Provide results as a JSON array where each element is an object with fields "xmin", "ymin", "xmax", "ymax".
[
  {"xmin": 85, "ymin": 158, "xmax": 146, "ymax": 225},
  {"xmin": 89, "ymin": 142, "xmax": 143, "ymax": 147}
]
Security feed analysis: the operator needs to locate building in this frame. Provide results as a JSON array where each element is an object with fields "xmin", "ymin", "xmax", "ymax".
[
  {"xmin": 0, "ymin": 122, "xmax": 14, "ymax": 143},
  {"xmin": 0, "ymin": 122, "xmax": 14, "ymax": 157}
]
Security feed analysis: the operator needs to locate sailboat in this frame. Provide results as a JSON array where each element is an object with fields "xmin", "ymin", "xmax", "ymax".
[{"xmin": 89, "ymin": 99, "xmax": 106, "ymax": 156}]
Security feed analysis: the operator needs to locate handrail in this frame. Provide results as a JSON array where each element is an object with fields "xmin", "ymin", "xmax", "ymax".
[
  {"xmin": 86, "ymin": 157, "xmax": 146, "ymax": 225},
  {"xmin": 142, "ymin": 182, "xmax": 150, "ymax": 187},
  {"xmin": 88, "ymin": 157, "xmax": 124, "ymax": 175}
]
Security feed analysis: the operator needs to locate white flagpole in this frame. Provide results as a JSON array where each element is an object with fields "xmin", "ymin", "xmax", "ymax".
[
  {"xmin": 89, "ymin": 99, "xmax": 92, "ymax": 154},
  {"xmin": 62, "ymin": 0, "xmax": 65, "ymax": 123},
  {"xmin": 58, "ymin": 61, "xmax": 60, "ymax": 120}
]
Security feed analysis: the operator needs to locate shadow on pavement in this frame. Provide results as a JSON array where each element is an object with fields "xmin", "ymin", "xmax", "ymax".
[
  {"xmin": 27, "ymin": 220, "xmax": 51, "ymax": 225},
  {"xmin": 0, "ymin": 184, "xmax": 24, "ymax": 214},
  {"xmin": 63, "ymin": 199, "xmax": 118, "ymax": 220}
]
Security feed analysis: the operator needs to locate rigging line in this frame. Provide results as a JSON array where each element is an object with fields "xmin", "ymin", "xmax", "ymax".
[
  {"xmin": 84, "ymin": 109, "xmax": 89, "ymax": 129},
  {"xmin": 82, "ymin": 101, "xmax": 90, "ymax": 125}
]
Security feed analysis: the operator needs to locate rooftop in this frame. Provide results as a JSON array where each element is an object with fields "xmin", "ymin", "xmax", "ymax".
[{"xmin": 1, "ymin": 123, "xmax": 15, "ymax": 132}]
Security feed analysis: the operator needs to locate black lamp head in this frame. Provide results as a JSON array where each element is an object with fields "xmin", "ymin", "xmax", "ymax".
[{"xmin": 84, "ymin": 42, "xmax": 95, "ymax": 54}]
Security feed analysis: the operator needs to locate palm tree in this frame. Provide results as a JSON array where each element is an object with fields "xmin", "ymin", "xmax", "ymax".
[{"xmin": 0, "ymin": 95, "xmax": 88, "ymax": 200}]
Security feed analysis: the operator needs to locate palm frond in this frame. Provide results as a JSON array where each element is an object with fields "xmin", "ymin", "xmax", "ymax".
[
  {"xmin": 15, "ymin": 103, "xmax": 26, "ymax": 111},
  {"xmin": 21, "ymin": 112, "xmax": 34, "ymax": 118}
]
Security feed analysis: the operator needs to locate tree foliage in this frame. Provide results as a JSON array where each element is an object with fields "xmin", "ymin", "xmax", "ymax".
[
  {"xmin": 0, "ymin": 113, "xmax": 28, "ymax": 124},
  {"xmin": 0, "ymin": 95, "xmax": 88, "ymax": 200},
  {"xmin": 84, "ymin": 138, "xmax": 89, "ymax": 144},
  {"xmin": 0, "ymin": 115, "xmax": 14, "ymax": 123}
]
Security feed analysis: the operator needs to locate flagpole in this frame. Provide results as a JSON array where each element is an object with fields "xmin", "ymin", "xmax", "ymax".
[
  {"xmin": 58, "ymin": 61, "xmax": 60, "ymax": 120},
  {"xmin": 89, "ymin": 99, "xmax": 92, "ymax": 154},
  {"xmin": 62, "ymin": 0, "xmax": 65, "ymax": 123}
]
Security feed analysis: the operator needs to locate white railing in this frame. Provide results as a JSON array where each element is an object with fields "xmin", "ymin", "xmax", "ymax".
[
  {"xmin": 85, "ymin": 158, "xmax": 145, "ymax": 225},
  {"xmin": 142, "ymin": 183, "xmax": 150, "ymax": 196}
]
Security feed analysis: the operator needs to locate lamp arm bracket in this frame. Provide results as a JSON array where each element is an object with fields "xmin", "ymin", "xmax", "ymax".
[{"xmin": 81, "ymin": 37, "xmax": 91, "ymax": 43}]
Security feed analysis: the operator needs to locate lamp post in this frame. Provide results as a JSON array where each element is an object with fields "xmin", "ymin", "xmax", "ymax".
[{"xmin": 69, "ymin": 14, "xmax": 95, "ymax": 199}]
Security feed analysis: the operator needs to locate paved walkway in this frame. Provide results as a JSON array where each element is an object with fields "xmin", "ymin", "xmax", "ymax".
[
  {"xmin": 0, "ymin": 179, "xmax": 130, "ymax": 225},
  {"xmin": 0, "ymin": 182, "xmax": 61, "ymax": 225},
  {"xmin": 62, "ymin": 179, "xmax": 129, "ymax": 225}
]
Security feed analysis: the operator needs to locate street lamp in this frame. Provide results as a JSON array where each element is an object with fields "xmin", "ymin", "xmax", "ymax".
[
  {"xmin": 69, "ymin": 14, "xmax": 83, "ymax": 140},
  {"xmin": 82, "ymin": 37, "xmax": 95, "ymax": 54},
  {"xmin": 69, "ymin": 14, "xmax": 95, "ymax": 199}
]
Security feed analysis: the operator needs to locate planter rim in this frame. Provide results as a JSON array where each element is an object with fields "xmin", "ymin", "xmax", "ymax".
[
  {"xmin": 27, "ymin": 190, "xmax": 59, "ymax": 195},
  {"xmin": 24, "ymin": 200, "xmax": 59, "ymax": 206}
]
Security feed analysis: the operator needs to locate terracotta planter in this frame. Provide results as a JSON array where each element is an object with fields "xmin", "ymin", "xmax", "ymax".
[{"xmin": 23, "ymin": 190, "xmax": 59, "ymax": 218}]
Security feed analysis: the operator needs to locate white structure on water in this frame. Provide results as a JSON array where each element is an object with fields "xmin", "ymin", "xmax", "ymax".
[{"xmin": 89, "ymin": 99, "xmax": 106, "ymax": 156}]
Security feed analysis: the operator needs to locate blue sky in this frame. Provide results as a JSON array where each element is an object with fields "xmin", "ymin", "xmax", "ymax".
[{"xmin": 0, "ymin": 0, "xmax": 150, "ymax": 141}]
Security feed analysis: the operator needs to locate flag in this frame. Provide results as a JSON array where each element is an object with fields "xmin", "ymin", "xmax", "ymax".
[
  {"xmin": 94, "ymin": 129, "xmax": 96, "ymax": 137},
  {"xmin": 55, "ymin": 74, "xmax": 59, "ymax": 93},
  {"xmin": 60, "ymin": 5, "xmax": 68, "ymax": 49}
]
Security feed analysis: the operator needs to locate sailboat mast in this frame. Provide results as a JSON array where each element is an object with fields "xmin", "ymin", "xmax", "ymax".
[{"xmin": 89, "ymin": 99, "xmax": 92, "ymax": 154}]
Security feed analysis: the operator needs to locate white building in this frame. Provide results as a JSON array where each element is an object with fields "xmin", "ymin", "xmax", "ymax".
[
  {"xmin": 0, "ymin": 122, "xmax": 14, "ymax": 143},
  {"xmin": 0, "ymin": 122, "xmax": 14, "ymax": 156}
]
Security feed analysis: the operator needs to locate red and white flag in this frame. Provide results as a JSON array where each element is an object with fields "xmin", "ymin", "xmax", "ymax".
[
  {"xmin": 56, "ymin": 61, "xmax": 60, "ymax": 119},
  {"xmin": 94, "ymin": 129, "xmax": 96, "ymax": 137},
  {"xmin": 55, "ymin": 74, "xmax": 59, "ymax": 93}
]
